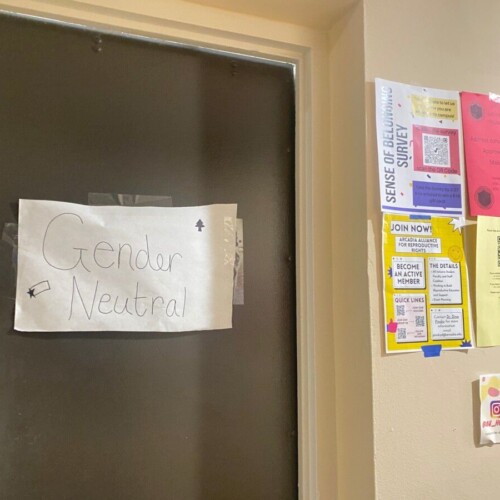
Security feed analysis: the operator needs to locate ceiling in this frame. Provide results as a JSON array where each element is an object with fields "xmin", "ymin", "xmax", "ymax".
[{"xmin": 185, "ymin": 0, "xmax": 357, "ymax": 30}]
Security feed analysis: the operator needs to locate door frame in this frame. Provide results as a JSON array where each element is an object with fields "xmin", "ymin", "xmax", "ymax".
[{"xmin": 0, "ymin": 2, "xmax": 334, "ymax": 498}]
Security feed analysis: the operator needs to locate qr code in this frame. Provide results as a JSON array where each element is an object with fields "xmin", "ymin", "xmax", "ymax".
[
  {"xmin": 423, "ymin": 133, "xmax": 450, "ymax": 167},
  {"xmin": 415, "ymin": 315, "xmax": 426, "ymax": 327},
  {"xmin": 397, "ymin": 328, "xmax": 407, "ymax": 340},
  {"xmin": 396, "ymin": 305, "xmax": 405, "ymax": 316}
]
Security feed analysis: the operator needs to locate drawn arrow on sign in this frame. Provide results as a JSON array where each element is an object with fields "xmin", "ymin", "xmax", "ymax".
[
  {"xmin": 27, "ymin": 280, "xmax": 51, "ymax": 298},
  {"xmin": 195, "ymin": 219, "xmax": 205, "ymax": 232}
]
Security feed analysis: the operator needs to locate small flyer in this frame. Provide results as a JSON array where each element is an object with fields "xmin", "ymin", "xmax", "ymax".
[
  {"xmin": 375, "ymin": 79, "xmax": 465, "ymax": 217},
  {"xmin": 383, "ymin": 214, "xmax": 473, "ymax": 353},
  {"xmin": 461, "ymin": 92, "xmax": 500, "ymax": 216},
  {"xmin": 480, "ymin": 374, "xmax": 500, "ymax": 445},
  {"xmin": 475, "ymin": 216, "xmax": 500, "ymax": 346}
]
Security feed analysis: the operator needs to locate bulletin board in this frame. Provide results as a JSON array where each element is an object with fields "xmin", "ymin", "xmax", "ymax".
[{"xmin": 0, "ymin": 13, "xmax": 297, "ymax": 499}]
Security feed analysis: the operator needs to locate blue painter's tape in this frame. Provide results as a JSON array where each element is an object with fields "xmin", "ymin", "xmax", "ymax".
[
  {"xmin": 421, "ymin": 345, "xmax": 442, "ymax": 357},
  {"xmin": 409, "ymin": 215, "xmax": 432, "ymax": 220}
]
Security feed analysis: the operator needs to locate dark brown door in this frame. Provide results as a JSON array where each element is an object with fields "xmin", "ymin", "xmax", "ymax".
[{"xmin": 0, "ymin": 13, "xmax": 296, "ymax": 499}]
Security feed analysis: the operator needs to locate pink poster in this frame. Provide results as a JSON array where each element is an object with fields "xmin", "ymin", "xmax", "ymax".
[{"xmin": 461, "ymin": 92, "xmax": 500, "ymax": 216}]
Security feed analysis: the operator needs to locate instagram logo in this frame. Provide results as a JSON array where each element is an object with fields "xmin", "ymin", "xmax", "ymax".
[{"xmin": 490, "ymin": 401, "xmax": 500, "ymax": 418}]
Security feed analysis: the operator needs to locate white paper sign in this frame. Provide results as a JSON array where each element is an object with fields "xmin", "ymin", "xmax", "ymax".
[{"xmin": 14, "ymin": 200, "xmax": 237, "ymax": 332}]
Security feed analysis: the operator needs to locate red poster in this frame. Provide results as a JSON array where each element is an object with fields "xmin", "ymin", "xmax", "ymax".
[{"xmin": 461, "ymin": 92, "xmax": 500, "ymax": 215}]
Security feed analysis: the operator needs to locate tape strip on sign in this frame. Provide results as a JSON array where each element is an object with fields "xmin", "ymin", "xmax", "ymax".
[{"xmin": 409, "ymin": 215, "xmax": 431, "ymax": 220}]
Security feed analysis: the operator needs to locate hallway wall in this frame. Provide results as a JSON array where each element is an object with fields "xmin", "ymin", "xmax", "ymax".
[{"xmin": 365, "ymin": 1, "xmax": 500, "ymax": 498}]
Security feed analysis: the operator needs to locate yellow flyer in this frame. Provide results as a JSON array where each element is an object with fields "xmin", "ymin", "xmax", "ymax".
[
  {"xmin": 476, "ymin": 216, "xmax": 500, "ymax": 346},
  {"xmin": 383, "ymin": 214, "xmax": 473, "ymax": 354}
]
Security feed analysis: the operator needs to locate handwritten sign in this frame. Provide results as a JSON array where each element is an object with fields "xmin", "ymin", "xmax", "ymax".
[{"xmin": 14, "ymin": 200, "xmax": 237, "ymax": 332}]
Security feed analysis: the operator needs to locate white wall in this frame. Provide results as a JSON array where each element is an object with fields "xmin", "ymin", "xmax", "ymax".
[
  {"xmin": 365, "ymin": 1, "xmax": 500, "ymax": 498},
  {"xmin": 329, "ymin": 2, "xmax": 375, "ymax": 499}
]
